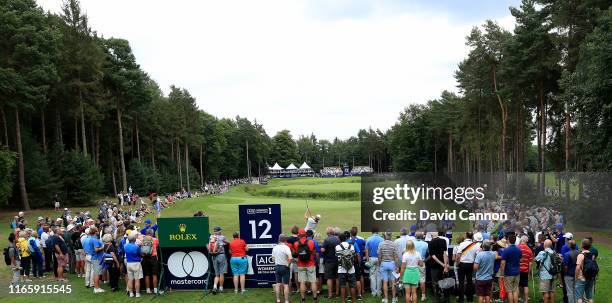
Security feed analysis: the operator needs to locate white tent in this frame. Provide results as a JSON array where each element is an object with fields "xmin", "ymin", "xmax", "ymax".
[
  {"xmin": 299, "ymin": 162, "xmax": 311, "ymax": 170},
  {"xmin": 285, "ymin": 163, "xmax": 298, "ymax": 170},
  {"xmin": 270, "ymin": 162, "xmax": 283, "ymax": 170}
]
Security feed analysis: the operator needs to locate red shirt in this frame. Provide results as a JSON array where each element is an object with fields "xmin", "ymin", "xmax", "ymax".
[
  {"xmin": 519, "ymin": 243, "xmax": 533, "ymax": 273},
  {"xmin": 229, "ymin": 238, "xmax": 247, "ymax": 257},
  {"xmin": 293, "ymin": 238, "xmax": 315, "ymax": 267}
]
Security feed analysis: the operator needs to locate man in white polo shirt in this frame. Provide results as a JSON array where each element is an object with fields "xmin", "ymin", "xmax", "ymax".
[{"xmin": 456, "ymin": 232, "xmax": 482, "ymax": 303}]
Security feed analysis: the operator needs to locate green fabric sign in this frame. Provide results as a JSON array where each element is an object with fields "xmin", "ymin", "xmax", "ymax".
[{"xmin": 157, "ymin": 217, "xmax": 210, "ymax": 248}]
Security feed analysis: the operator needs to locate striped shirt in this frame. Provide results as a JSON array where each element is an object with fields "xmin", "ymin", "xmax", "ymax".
[{"xmin": 377, "ymin": 240, "xmax": 398, "ymax": 262}]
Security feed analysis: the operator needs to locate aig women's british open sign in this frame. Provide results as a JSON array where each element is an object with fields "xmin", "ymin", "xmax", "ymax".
[{"xmin": 238, "ymin": 204, "xmax": 281, "ymax": 288}]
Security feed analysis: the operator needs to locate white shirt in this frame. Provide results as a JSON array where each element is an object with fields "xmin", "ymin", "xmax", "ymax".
[
  {"xmin": 271, "ymin": 243, "xmax": 292, "ymax": 266},
  {"xmin": 457, "ymin": 240, "xmax": 481, "ymax": 263},
  {"xmin": 402, "ymin": 251, "xmax": 422, "ymax": 268},
  {"xmin": 40, "ymin": 232, "xmax": 49, "ymax": 248},
  {"xmin": 305, "ymin": 218, "xmax": 318, "ymax": 231},
  {"xmin": 335, "ymin": 242, "xmax": 356, "ymax": 274}
]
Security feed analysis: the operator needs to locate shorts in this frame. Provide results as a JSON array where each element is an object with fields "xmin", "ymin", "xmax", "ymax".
[
  {"xmin": 539, "ymin": 278, "xmax": 554, "ymax": 293},
  {"xmin": 126, "ymin": 262, "xmax": 143, "ymax": 280},
  {"xmin": 324, "ymin": 262, "xmax": 338, "ymax": 279},
  {"xmin": 290, "ymin": 259, "xmax": 298, "ymax": 273},
  {"xmin": 418, "ymin": 265, "xmax": 426, "ymax": 283},
  {"xmin": 339, "ymin": 273, "xmax": 356, "ymax": 288},
  {"xmin": 476, "ymin": 280, "xmax": 492, "ymax": 297},
  {"xmin": 298, "ymin": 266, "xmax": 316, "ymax": 283},
  {"xmin": 504, "ymin": 275, "xmax": 519, "ymax": 292},
  {"xmin": 275, "ymin": 265, "xmax": 290, "ymax": 284},
  {"xmin": 55, "ymin": 202, "xmax": 60, "ymax": 208},
  {"xmin": 142, "ymin": 255, "xmax": 159, "ymax": 276},
  {"xmin": 230, "ymin": 257, "xmax": 248, "ymax": 275},
  {"xmin": 212, "ymin": 254, "xmax": 228, "ymax": 275},
  {"xmin": 519, "ymin": 272, "xmax": 529, "ymax": 287},
  {"xmin": 75, "ymin": 249, "xmax": 85, "ymax": 262},
  {"xmin": 92, "ymin": 259, "xmax": 104, "ymax": 275},
  {"xmin": 379, "ymin": 261, "xmax": 396, "ymax": 282},
  {"xmin": 55, "ymin": 253, "xmax": 68, "ymax": 268},
  {"xmin": 574, "ymin": 279, "xmax": 594, "ymax": 300}
]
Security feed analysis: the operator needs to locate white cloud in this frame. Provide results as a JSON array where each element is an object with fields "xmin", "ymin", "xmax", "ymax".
[{"xmin": 37, "ymin": 0, "xmax": 513, "ymax": 140}]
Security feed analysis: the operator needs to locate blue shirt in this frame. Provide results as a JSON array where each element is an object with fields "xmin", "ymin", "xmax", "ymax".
[
  {"xmin": 348, "ymin": 237, "xmax": 366, "ymax": 258},
  {"xmin": 140, "ymin": 224, "xmax": 158, "ymax": 235},
  {"xmin": 535, "ymin": 248, "xmax": 555, "ymax": 280},
  {"xmin": 90, "ymin": 237, "xmax": 103, "ymax": 261},
  {"xmin": 560, "ymin": 243, "xmax": 570, "ymax": 255},
  {"xmin": 365, "ymin": 234, "xmax": 383, "ymax": 258},
  {"xmin": 562, "ymin": 249, "xmax": 578, "ymax": 277},
  {"xmin": 414, "ymin": 239, "xmax": 428, "ymax": 260},
  {"xmin": 501, "ymin": 244, "xmax": 522, "ymax": 276},
  {"xmin": 475, "ymin": 251, "xmax": 496, "ymax": 281},
  {"xmin": 124, "ymin": 242, "xmax": 142, "ymax": 263},
  {"xmin": 82, "ymin": 236, "xmax": 93, "ymax": 256}
]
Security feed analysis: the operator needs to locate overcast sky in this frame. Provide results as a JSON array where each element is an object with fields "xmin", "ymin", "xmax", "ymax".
[{"xmin": 38, "ymin": 0, "xmax": 518, "ymax": 140}]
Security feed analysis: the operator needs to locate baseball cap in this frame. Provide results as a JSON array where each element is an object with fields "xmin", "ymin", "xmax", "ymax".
[
  {"xmin": 563, "ymin": 232, "xmax": 574, "ymax": 239},
  {"xmin": 298, "ymin": 228, "xmax": 307, "ymax": 236},
  {"xmin": 213, "ymin": 226, "xmax": 222, "ymax": 232},
  {"xmin": 473, "ymin": 232, "xmax": 484, "ymax": 242},
  {"xmin": 144, "ymin": 219, "xmax": 151, "ymax": 225},
  {"xmin": 315, "ymin": 214, "xmax": 321, "ymax": 219},
  {"xmin": 66, "ymin": 224, "xmax": 75, "ymax": 231},
  {"xmin": 37, "ymin": 216, "xmax": 44, "ymax": 221}
]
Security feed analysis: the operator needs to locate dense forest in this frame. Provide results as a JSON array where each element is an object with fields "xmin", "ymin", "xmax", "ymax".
[{"xmin": 1, "ymin": 0, "xmax": 612, "ymax": 210}]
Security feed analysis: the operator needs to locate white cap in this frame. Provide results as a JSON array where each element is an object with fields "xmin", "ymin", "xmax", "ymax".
[
  {"xmin": 66, "ymin": 224, "xmax": 75, "ymax": 231},
  {"xmin": 563, "ymin": 232, "xmax": 574, "ymax": 239},
  {"xmin": 315, "ymin": 214, "xmax": 321, "ymax": 219},
  {"xmin": 473, "ymin": 232, "xmax": 483, "ymax": 242}
]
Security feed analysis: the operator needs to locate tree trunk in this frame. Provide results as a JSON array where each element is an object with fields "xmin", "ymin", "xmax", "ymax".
[
  {"xmin": 493, "ymin": 65, "xmax": 507, "ymax": 172},
  {"xmin": 177, "ymin": 139, "xmax": 183, "ymax": 189},
  {"xmin": 117, "ymin": 107, "xmax": 127, "ymax": 192},
  {"xmin": 56, "ymin": 109, "xmax": 63, "ymax": 147},
  {"xmin": 110, "ymin": 156, "xmax": 117, "ymax": 196},
  {"xmin": 540, "ymin": 85, "xmax": 546, "ymax": 196},
  {"xmin": 185, "ymin": 142, "xmax": 190, "ymax": 191},
  {"xmin": 15, "ymin": 108, "xmax": 30, "ymax": 210},
  {"xmin": 565, "ymin": 101, "xmax": 570, "ymax": 203},
  {"xmin": 199, "ymin": 144, "xmax": 204, "ymax": 186},
  {"xmin": 1, "ymin": 106, "xmax": 9, "ymax": 147},
  {"xmin": 135, "ymin": 118, "xmax": 141, "ymax": 162},
  {"xmin": 41, "ymin": 109, "xmax": 47, "ymax": 154},
  {"xmin": 74, "ymin": 115, "xmax": 79, "ymax": 152},
  {"xmin": 79, "ymin": 91, "xmax": 87, "ymax": 155},
  {"xmin": 95, "ymin": 126, "xmax": 100, "ymax": 167},
  {"xmin": 151, "ymin": 140, "xmax": 156, "ymax": 171}
]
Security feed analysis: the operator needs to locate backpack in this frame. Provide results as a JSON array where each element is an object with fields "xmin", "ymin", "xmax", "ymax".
[
  {"xmin": 208, "ymin": 236, "xmax": 222, "ymax": 255},
  {"xmin": 297, "ymin": 240, "xmax": 312, "ymax": 262},
  {"xmin": 45, "ymin": 236, "xmax": 55, "ymax": 251},
  {"xmin": 581, "ymin": 252, "xmax": 599, "ymax": 280},
  {"xmin": 336, "ymin": 243, "xmax": 355, "ymax": 271},
  {"xmin": 544, "ymin": 251, "xmax": 562, "ymax": 276},
  {"xmin": 4, "ymin": 247, "xmax": 15, "ymax": 266},
  {"xmin": 141, "ymin": 236, "xmax": 153, "ymax": 256}
]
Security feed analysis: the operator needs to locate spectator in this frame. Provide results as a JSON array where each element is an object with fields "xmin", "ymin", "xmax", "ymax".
[
  {"xmin": 347, "ymin": 227, "xmax": 366, "ymax": 300},
  {"xmin": 428, "ymin": 230, "xmax": 449, "ymax": 300},
  {"xmin": 456, "ymin": 232, "xmax": 481, "ymax": 303},
  {"xmin": 7, "ymin": 233, "xmax": 20, "ymax": 285},
  {"xmin": 293, "ymin": 228, "xmax": 318, "ymax": 302},
  {"xmin": 142, "ymin": 229, "xmax": 159, "ymax": 294},
  {"xmin": 71, "ymin": 225, "xmax": 85, "ymax": 278},
  {"xmin": 125, "ymin": 231, "xmax": 143, "ymax": 298},
  {"xmin": 500, "ymin": 234, "xmax": 522, "ymax": 303},
  {"xmin": 139, "ymin": 219, "xmax": 158, "ymax": 236},
  {"xmin": 474, "ymin": 241, "xmax": 496, "ymax": 303},
  {"xmin": 399, "ymin": 240, "xmax": 423, "ymax": 303},
  {"xmin": 336, "ymin": 231, "xmax": 358, "ymax": 303},
  {"xmin": 17, "ymin": 230, "xmax": 31, "ymax": 282},
  {"xmin": 562, "ymin": 239, "xmax": 578, "ymax": 303},
  {"xmin": 365, "ymin": 227, "xmax": 384, "ymax": 297},
  {"xmin": 535, "ymin": 239, "xmax": 557, "ymax": 303},
  {"xmin": 40, "ymin": 225, "xmax": 52, "ymax": 273},
  {"xmin": 87, "ymin": 227, "xmax": 104, "ymax": 293},
  {"xmin": 413, "ymin": 231, "xmax": 429, "ymax": 302},
  {"xmin": 82, "ymin": 227, "xmax": 95, "ymax": 288},
  {"xmin": 575, "ymin": 239, "xmax": 596, "ymax": 303},
  {"xmin": 28, "ymin": 231, "xmax": 43, "ymax": 279},
  {"xmin": 518, "ymin": 235, "xmax": 534, "ymax": 303},
  {"xmin": 377, "ymin": 230, "xmax": 398, "ymax": 303},
  {"xmin": 52, "ymin": 228, "xmax": 70, "ymax": 282},
  {"xmin": 102, "ymin": 233, "xmax": 120, "ymax": 292},
  {"xmin": 272, "ymin": 234, "xmax": 293, "ymax": 303},
  {"xmin": 209, "ymin": 226, "xmax": 228, "ymax": 294},
  {"xmin": 229, "ymin": 231, "xmax": 248, "ymax": 294},
  {"xmin": 321, "ymin": 226, "xmax": 340, "ymax": 299}
]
